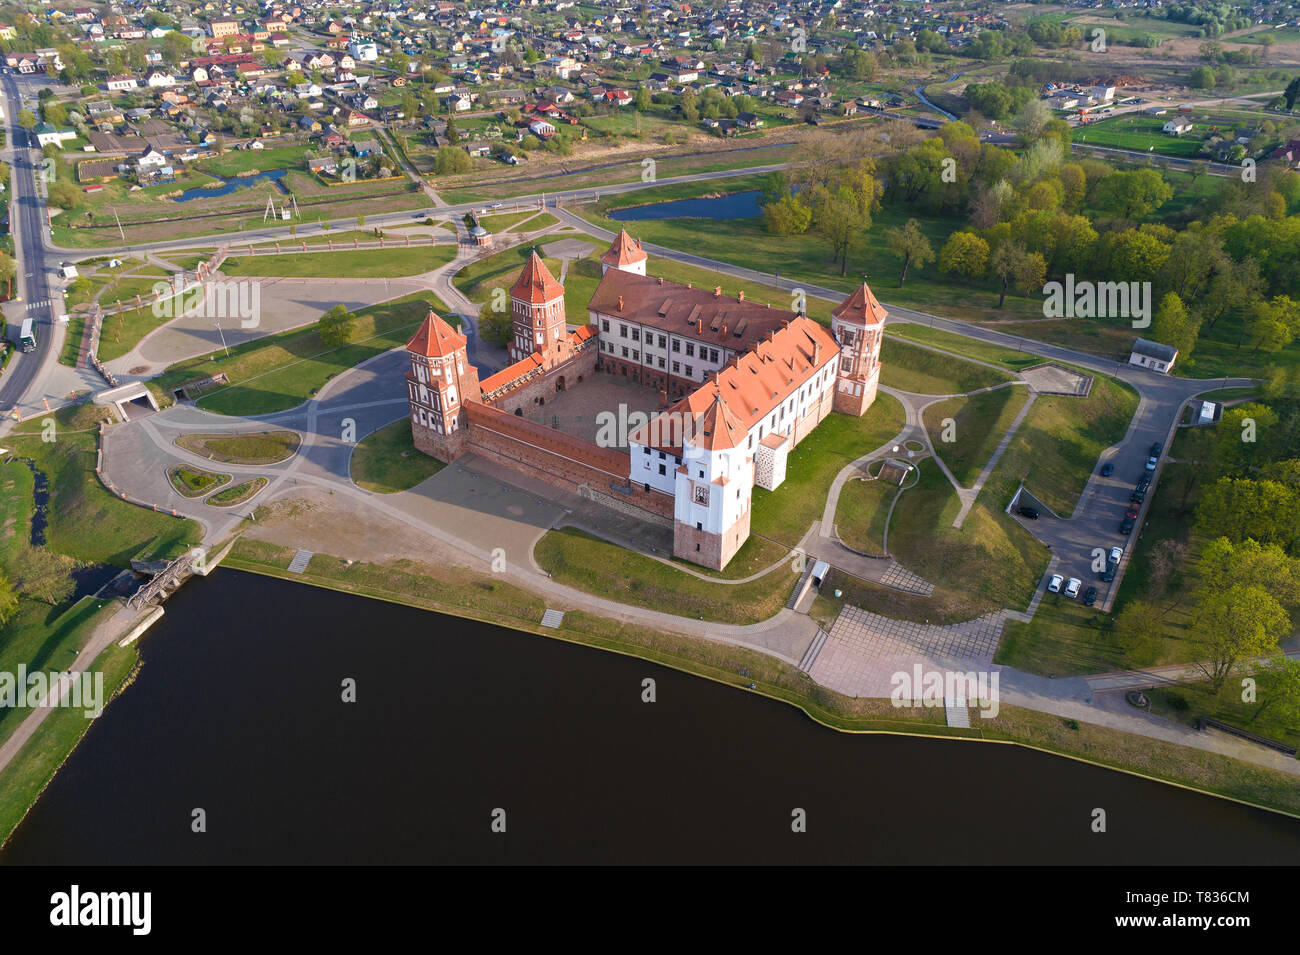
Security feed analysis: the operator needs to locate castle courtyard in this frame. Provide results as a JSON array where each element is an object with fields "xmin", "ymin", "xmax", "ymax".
[{"xmin": 518, "ymin": 371, "xmax": 664, "ymax": 448}]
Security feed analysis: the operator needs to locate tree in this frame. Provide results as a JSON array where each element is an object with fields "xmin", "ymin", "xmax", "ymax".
[
  {"xmin": 1198, "ymin": 537, "xmax": 1300, "ymax": 609},
  {"xmin": 1193, "ymin": 584, "xmax": 1290, "ymax": 688},
  {"xmin": 1250, "ymin": 658, "xmax": 1300, "ymax": 726},
  {"xmin": 939, "ymin": 231, "xmax": 989, "ymax": 279},
  {"xmin": 434, "ymin": 146, "xmax": 470, "ymax": 175},
  {"xmin": 1196, "ymin": 477, "xmax": 1300, "ymax": 549},
  {"xmin": 1014, "ymin": 98, "xmax": 1052, "ymax": 144},
  {"xmin": 884, "ymin": 219, "xmax": 934, "ymax": 287},
  {"xmin": 0, "ymin": 568, "xmax": 16, "ymax": 628},
  {"xmin": 479, "ymin": 298, "xmax": 512, "ymax": 348},
  {"xmin": 43, "ymin": 101, "xmax": 67, "ymax": 127},
  {"xmin": 1151, "ymin": 292, "xmax": 1200, "ymax": 359},
  {"xmin": 1093, "ymin": 168, "xmax": 1174, "ymax": 220},
  {"xmin": 17, "ymin": 109, "xmax": 36, "ymax": 131},
  {"xmin": 812, "ymin": 186, "xmax": 869, "ymax": 276},
  {"xmin": 1285, "ymin": 76, "xmax": 1300, "ymax": 111},
  {"xmin": 317, "ymin": 304, "xmax": 358, "ymax": 347},
  {"xmin": 47, "ymin": 180, "xmax": 81, "ymax": 210},
  {"xmin": 761, "ymin": 194, "xmax": 812, "ymax": 236},
  {"xmin": 987, "ymin": 242, "xmax": 1043, "ymax": 308},
  {"xmin": 634, "ymin": 85, "xmax": 650, "ymax": 112},
  {"xmin": 1114, "ymin": 600, "xmax": 1165, "ymax": 666}
]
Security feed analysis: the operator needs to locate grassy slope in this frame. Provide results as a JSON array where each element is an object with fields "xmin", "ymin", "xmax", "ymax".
[
  {"xmin": 880, "ymin": 337, "xmax": 1011, "ymax": 395},
  {"xmin": 220, "ymin": 244, "xmax": 455, "ymax": 278},
  {"xmin": 923, "ymin": 386, "xmax": 1032, "ymax": 487},
  {"xmin": 350, "ymin": 419, "xmax": 445, "ymax": 493}
]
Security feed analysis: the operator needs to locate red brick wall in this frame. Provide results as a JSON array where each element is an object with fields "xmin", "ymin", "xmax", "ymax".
[
  {"xmin": 465, "ymin": 401, "xmax": 629, "ymax": 489},
  {"xmin": 483, "ymin": 346, "xmax": 598, "ymax": 415},
  {"xmin": 672, "ymin": 508, "xmax": 751, "ymax": 570}
]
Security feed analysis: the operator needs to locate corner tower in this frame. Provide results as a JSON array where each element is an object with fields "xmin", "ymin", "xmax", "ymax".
[
  {"xmin": 600, "ymin": 229, "xmax": 648, "ymax": 276},
  {"xmin": 830, "ymin": 281, "xmax": 887, "ymax": 417},
  {"xmin": 406, "ymin": 311, "xmax": 480, "ymax": 462},
  {"xmin": 509, "ymin": 251, "xmax": 567, "ymax": 364}
]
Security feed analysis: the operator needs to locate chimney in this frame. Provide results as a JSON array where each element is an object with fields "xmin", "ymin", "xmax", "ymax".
[
  {"xmin": 781, "ymin": 320, "xmax": 790, "ymax": 329},
  {"xmin": 617, "ymin": 295, "xmax": 624, "ymax": 311},
  {"xmin": 697, "ymin": 318, "xmax": 703, "ymax": 334},
  {"xmin": 657, "ymin": 276, "xmax": 663, "ymax": 285},
  {"xmin": 814, "ymin": 341, "xmax": 821, "ymax": 364},
  {"xmin": 713, "ymin": 286, "xmax": 721, "ymax": 298},
  {"xmin": 721, "ymin": 323, "xmax": 727, "ymax": 336},
  {"xmin": 737, "ymin": 290, "xmax": 744, "ymax": 302}
]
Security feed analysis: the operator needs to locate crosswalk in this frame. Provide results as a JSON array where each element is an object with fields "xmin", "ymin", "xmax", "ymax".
[{"xmin": 24, "ymin": 300, "xmax": 50, "ymax": 309}]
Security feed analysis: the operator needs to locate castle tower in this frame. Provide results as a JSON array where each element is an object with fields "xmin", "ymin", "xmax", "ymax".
[
  {"xmin": 830, "ymin": 281, "xmax": 887, "ymax": 417},
  {"xmin": 406, "ymin": 311, "xmax": 481, "ymax": 462},
  {"xmin": 600, "ymin": 229, "xmax": 648, "ymax": 276},
  {"xmin": 509, "ymin": 251, "xmax": 567, "ymax": 364},
  {"xmin": 672, "ymin": 388, "xmax": 752, "ymax": 571}
]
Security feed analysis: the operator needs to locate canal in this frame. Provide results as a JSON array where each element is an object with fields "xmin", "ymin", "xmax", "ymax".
[{"xmin": 2, "ymin": 570, "xmax": 1297, "ymax": 864}]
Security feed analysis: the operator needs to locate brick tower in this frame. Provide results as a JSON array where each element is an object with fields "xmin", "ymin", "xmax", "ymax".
[
  {"xmin": 508, "ymin": 250, "xmax": 567, "ymax": 365},
  {"xmin": 830, "ymin": 281, "xmax": 887, "ymax": 416},
  {"xmin": 406, "ymin": 311, "xmax": 481, "ymax": 461}
]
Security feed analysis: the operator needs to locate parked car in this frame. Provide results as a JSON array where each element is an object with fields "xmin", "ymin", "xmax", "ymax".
[
  {"xmin": 1065, "ymin": 577, "xmax": 1082, "ymax": 599},
  {"xmin": 1125, "ymin": 504, "xmax": 1140, "ymax": 519},
  {"xmin": 1048, "ymin": 574, "xmax": 1064, "ymax": 594},
  {"xmin": 1120, "ymin": 516, "xmax": 1135, "ymax": 534},
  {"xmin": 1018, "ymin": 506, "xmax": 1040, "ymax": 520},
  {"xmin": 1109, "ymin": 546, "xmax": 1123, "ymax": 565},
  {"xmin": 1138, "ymin": 475, "xmax": 1151, "ymax": 491},
  {"xmin": 1150, "ymin": 441, "xmax": 1163, "ymax": 457},
  {"xmin": 1100, "ymin": 461, "xmax": 1114, "ymax": 477},
  {"xmin": 1083, "ymin": 586, "xmax": 1098, "ymax": 606},
  {"xmin": 1101, "ymin": 564, "xmax": 1115, "ymax": 582},
  {"xmin": 1130, "ymin": 488, "xmax": 1146, "ymax": 503},
  {"xmin": 1144, "ymin": 456, "xmax": 1158, "ymax": 471}
]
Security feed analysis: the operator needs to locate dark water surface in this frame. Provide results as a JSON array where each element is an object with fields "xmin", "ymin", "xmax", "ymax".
[
  {"xmin": 610, "ymin": 189, "xmax": 764, "ymax": 221},
  {"xmin": 3, "ymin": 570, "xmax": 1297, "ymax": 864}
]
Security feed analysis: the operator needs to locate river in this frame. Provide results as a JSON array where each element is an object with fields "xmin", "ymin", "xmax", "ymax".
[{"xmin": 2, "ymin": 570, "xmax": 1296, "ymax": 864}]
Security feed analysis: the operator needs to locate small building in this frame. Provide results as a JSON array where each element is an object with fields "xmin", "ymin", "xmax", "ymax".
[
  {"xmin": 1163, "ymin": 118, "xmax": 1193, "ymax": 136},
  {"xmin": 1129, "ymin": 337, "xmax": 1178, "ymax": 374}
]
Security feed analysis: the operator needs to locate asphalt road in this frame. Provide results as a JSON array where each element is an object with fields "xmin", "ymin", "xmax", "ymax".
[{"xmin": 0, "ymin": 73, "xmax": 58, "ymax": 415}]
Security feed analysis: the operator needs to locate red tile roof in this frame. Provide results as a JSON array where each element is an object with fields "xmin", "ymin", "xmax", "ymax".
[
  {"xmin": 510, "ymin": 250, "xmax": 565, "ymax": 304},
  {"xmin": 601, "ymin": 229, "xmax": 647, "ymax": 267},
  {"xmin": 406, "ymin": 311, "xmax": 466, "ymax": 358},
  {"xmin": 831, "ymin": 281, "xmax": 888, "ymax": 326}
]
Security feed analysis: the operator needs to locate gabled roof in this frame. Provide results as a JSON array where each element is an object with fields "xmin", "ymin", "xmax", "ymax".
[
  {"xmin": 510, "ymin": 250, "xmax": 565, "ymax": 304},
  {"xmin": 831, "ymin": 281, "xmax": 888, "ymax": 327},
  {"xmin": 1131, "ymin": 337, "xmax": 1177, "ymax": 362},
  {"xmin": 406, "ymin": 311, "xmax": 465, "ymax": 358},
  {"xmin": 601, "ymin": 229, "xmax": 647, "ymax": 267}
]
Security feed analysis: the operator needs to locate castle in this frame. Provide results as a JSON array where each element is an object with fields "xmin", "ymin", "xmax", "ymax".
[{"xmin": 404, "ymin": 230, "xmax": 886, "ymax": 570}]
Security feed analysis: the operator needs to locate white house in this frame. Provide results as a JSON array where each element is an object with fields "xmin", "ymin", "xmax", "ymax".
[
  {"xmin": 145, "ymin": 70, "xmax": 175, "ymax": 87},
  {"xmin": 106, "ymin": 74, "xmax": 138, "ymax": 91},
  {"xmin": 1163, "ymin": 118, "xmax": 1193, "ymax": 135},
  {"xmin": 1129, "ymin": 337, "xmax": 1178, "ymax": 374}
]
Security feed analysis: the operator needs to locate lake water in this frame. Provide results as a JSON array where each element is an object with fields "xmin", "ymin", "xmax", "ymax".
[
  {"xmin": 610, "ymin": 189, "xmax": 764, "ymax": 221},
  {"xmin": 176, "ymin": 168, "xmax": 288, "ymax": 203},
  {"xmin": 2, "ymin": 570, "xmax": 1297, "ymax": 864}
]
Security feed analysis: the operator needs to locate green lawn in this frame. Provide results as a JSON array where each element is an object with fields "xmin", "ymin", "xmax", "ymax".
[
  {"xmin": 923, "ymin": 386, "xmax": 1032, "ymax": 487},
  {"xmin": 206, "ymin": 477, "xmax": 267, "ymax": 506},
  {"xmin": 0, "ymin": 460, "xmax": 34, "ymax": 569},
  {"xmin": 885, "ymin": 459, "xmax": 1050, "ymax": 620},
  {"xmin": 750, "ymin": 392, "xmax": 907, "ymax": 546},
  {"xmin": 96, "ymin": 293, "xmax": 186, "ymax": 364},
  {"xmin": 1076, "ymin": 115, "xmax": 1209, "ymax": 159},
  {"xmin": 167, "ymin": 465, "xmax": 230, "ymax": 498},
  {"xmin": 534, "ymin": 526, "xmax": 798, "ymax": 623},
  {"xmin": 476, "ymin": 210, "xmax": 543, "ymax": 232},
  {"xmin": 3, "ymin": 405, "xmax": 200, "ymax": 566},
  {"xmin": 350, "ymin": 418, "xmax": 444, "ymax": 493},
  {"xmin": 150, "ymin": 293, "xmax": 450, "ymax": 418},
  {"xmin": 833, "ymin": 477, "xmax": 897, "ymax": 554},
  {"xmin": 510, "ymin": 212, "xmax": 558, "ymax": 233},
  {"xmin": 880, "ymin": 337, "xmax": 1012, "ymax": 395},
  {"xmin": 175, "ymin": 431, "xmax": 300, "ymax": 465},
  {"xmin": 220, "ymin": 244, "xmax": 455, "ymax": 278},
  {"xmin": 984, "ymin": 373, "xmax": 1139, "ymax": 517},
  {"xmin": 885, "ymin": 325, "xmax": 1041, "ymax": 371}
]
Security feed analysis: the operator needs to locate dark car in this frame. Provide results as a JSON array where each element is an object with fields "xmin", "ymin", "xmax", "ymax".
[
  {"xmin": 1100, "ymin": 461, "xmax": 1114, "ymax": 477},
  {"xmin": 1101, "ymin": 564, "xmax": 1115, "ymax": 582},
  {"xmin": 1120, "ymin": 516, "xmax": 1135, "ymax": 534},
  {"xmin": 1083, "ymin": 586, "xmax": 1098, "ymax": 606},
  {"xmin": 1137, "ymin": 475, "xmax": 1151, "ymax": 491},
  {"xmin": 1018, "ymin": 506, "xmax": 1040, "ymax": 520},
  {"xmin": 1150, "ymin": 441, "xmax": 1163, "ymax": 457},
  {"xmin": 1131, "ymin": 488, "xmax": 1146, "ymax": 503}
]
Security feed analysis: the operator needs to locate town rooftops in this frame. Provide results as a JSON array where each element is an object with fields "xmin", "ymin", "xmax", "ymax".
[
  {"xmin": 510, "ymin": 250, "xmax": 565, "ymax": 304},
  {"xmin": 589, "ymin": 268, "xmax": 793, "ymax": 348},
  {"xmin": 629, "ymin": 315, "xmax": 838, "ymax": 453},
  {"xmin": 406, "ymin": 311, "xmax": 466, "ymax": 359},
  {"xmin": 831, "ymin": 281, "xmax": 888, "ymax": 327},
  {"xmin": 601, "ymin": 229, "xmax": 648, "ymax": 268},
  {"xmin": 1131, "ymin": 337, "xmax": 1178, "ymax": 362}
]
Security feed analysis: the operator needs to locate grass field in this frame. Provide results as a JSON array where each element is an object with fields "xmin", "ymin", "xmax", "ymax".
[
  {"xmin": 3, "ymin": 405, "xmax": 200, "ymax": 566},
  {"xmin": 150, "ymin": 293, "xmax": 450, "ymax": 418},
  {"xmin": 206, "ymin": 477, "xmax": 267, "ymax": 506},
  {"xmin": 923, "ymin": 386, "xmax": 1032, "ymax": 487},
  {"xmin": 880, "ymin": 338, "xmax": 1012, "ymax": 395},
  {"xmin": 167, "ymin": 465, "xmax": 230, "ymax": 498},
  {"xmin": 175, "ymin": 431, "xmax": 300, "ymax": 465},
  {"xmin": 983, "ymin": 373, "xmax": 1139, "ymax": 517},
  {"xmin": 534, "ymin": 526, "xmax": 798, "ymax": 623},
  {"xmin": 220, "ymin": 244, "xmax": 455, "ymax": 279},
  {"xmin": 1076, "ymin": 115, "xmax": 1208, "ymax": 159},
  {"xmin": 350, "ymin": 418, "xmax": 445, "ymax": 493},
  {"xmin": 833, "ymin": 477, "xmax": 897, "ymax": 554},
  {"xmin": 885, "ymin": 326, "xmax": 1047, "ymax": 372},
  {"xmin": 750, "ymin": 392, "xmax": 907, "ymax": 546},
  {"xmin": 0, "ymin": 460, "xmax": 34, "ymax": 570}
]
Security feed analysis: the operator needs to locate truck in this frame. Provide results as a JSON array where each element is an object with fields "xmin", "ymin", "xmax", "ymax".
[{"xmin": 18, "ymin": 318, "xmax": 36, "ymax": 353}]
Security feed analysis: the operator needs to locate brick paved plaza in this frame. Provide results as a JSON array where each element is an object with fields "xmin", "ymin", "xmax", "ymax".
[{"xmin": 521, "ymin": 373, "xmax": 665, "ymax": 447}]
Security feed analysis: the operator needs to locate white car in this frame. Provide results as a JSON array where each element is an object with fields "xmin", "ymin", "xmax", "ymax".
[
  {"xmin": 1065, "ymin": 577, "xmax": 1082, "ymax": 599},
  {"xmin": 1145, "ymin": 456, "xmax": 1158, "ymax": 471},
  {"xmin": 1048, "ymin": 574, "xmax": 1064, "ymax": 594},
  {"xmin": 1109, "ymin": 546, "xmax": 1123, "ymax": 565}
]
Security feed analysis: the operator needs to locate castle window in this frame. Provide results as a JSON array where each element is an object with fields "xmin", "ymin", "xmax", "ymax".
[
  {"xmin": 658, "ymin": 464, "xmax": 666, "ymax": 476},
  {"xmin": 658, "ymin": 357, "xmax": 665, "ymax": 369},
  {"xmin": 709, "ymin": 349, "xmax": 719, "ymax": 362},
  {"xmin": 619, "ymin": 324, "xmax": 627, "ymax": 338},
  {"xmin": 632, "ymin": 350, "xmax": 639, "ymax": 361},
  {"xmin": 621, "ymin": 346, "xmax": 628, "ymax": 358},
  {"xmin": 631, "ymin": 328, "xmax": 639, "ymax": 342},
  {"xmin": 672, "ymin": 361, "xmax": 680, "ymax": 373},
  {"xmin": 685, "ymin": 342, "xmax": 694, "ymax": 357},
  {"xmin": 658, "ymin": 335, "xmax": 666, "ymax": 348},
  {"xmin": 601, "ymin": 319, "xmax": 609, "ymax": 332},
  {"xmin": 671, "ymin": 339, "xmax": 680, "ymax": 353},
  {"xmin": 685, "ymin": 365, "xmax": 693, "ymax": 377}
]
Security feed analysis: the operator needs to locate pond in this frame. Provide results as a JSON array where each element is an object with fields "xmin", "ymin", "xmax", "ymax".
[
  {"xmin": 175, "ymin": 168, "xmax": 288, "ymax": 202},
  {"xmin": 610, "ymin": 189, "xmax": 765, "ymax": 221}
]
